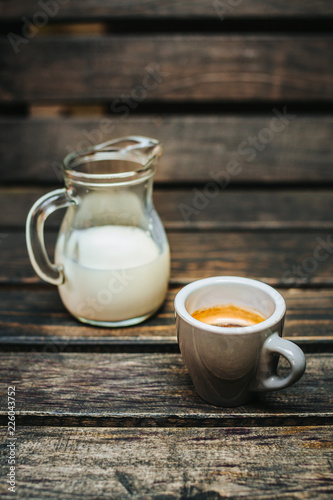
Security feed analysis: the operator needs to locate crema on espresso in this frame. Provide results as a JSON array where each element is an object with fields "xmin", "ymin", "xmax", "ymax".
[{"xmin": 191, "ymin": 304, "xmax": 266, "ymax": 327}]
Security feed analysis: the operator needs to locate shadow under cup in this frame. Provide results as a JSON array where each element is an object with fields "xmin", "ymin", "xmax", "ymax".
[{"xmin": 175, "ymin": 277, "xmax": 293, "ymax": 407}]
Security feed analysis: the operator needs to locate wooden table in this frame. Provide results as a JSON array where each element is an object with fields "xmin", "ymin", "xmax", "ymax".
[
  {"xmin": 0, "ymin": 193, "xmax": 333, "ymax": 498},
  {"xmin": 1, "ymin": 1, "xmax": 333, "ymax": 498}
]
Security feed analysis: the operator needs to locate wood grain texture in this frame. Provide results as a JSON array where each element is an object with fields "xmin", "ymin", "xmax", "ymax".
[
  {"xmin": 1, "ymin": 5, "xmax": 331, "ymax": 496},
  {"xmin": 1, "ymin": 188, "xmax": 333, "ymax": 230},
  {"xmin": 0, "ymin": 353, "xmax": 332, "ymax": 426},
  {"xmin": 1, "ymin": 36, "xmax": 333, "ymax": 102},
  {"xmin": 1, "ymin": 230, "xmax": 333, "ymax": 285},
  {"xmin": 0, "ymin": 426, "xmax": 332, "ymax": 499},
  {"xmin": 0, "ymin": 287, "xmax": 332, "ymax": 345},
  {"xmin": 1, "ymin": 115, "xmax": 333, "ymax": 184},
  {"xmin": 1, "ymin": 0, "xmax": 333, "ymax": 20}
]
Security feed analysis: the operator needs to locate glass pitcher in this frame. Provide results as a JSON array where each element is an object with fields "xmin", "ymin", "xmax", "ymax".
[{"xmin": 26, "ymin": 136, "xmax": 170, "ymax": 327}]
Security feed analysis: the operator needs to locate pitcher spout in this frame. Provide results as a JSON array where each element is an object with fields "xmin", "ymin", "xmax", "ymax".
[{"xmin": 92, "ymin": 135, "xmax": 162, "ymax": 168}]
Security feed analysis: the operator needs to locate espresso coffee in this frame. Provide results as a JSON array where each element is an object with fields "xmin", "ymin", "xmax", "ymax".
[{"xmin": 191, "ymin": 304, "xmax": 266, "ymax": 327}]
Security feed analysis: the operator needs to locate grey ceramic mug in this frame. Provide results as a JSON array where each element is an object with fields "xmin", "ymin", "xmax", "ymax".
[{"xmin": 174, "ymin": 277, "xmax": 306, "ymax": 407}]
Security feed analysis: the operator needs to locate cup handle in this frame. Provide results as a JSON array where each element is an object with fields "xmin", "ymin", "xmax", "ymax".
[
  {"xmin": 256, "ymin": 332, "xmax": 306, "ymax": 392},
  {"xmin": 26, "ymin": 188, "xmax": 74, "ymax": 285}
]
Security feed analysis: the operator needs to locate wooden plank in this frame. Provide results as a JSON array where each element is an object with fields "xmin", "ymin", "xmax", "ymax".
[
  {"xmin": 1, "ymin": 115, "xmax": 333, "ymax": 183},
  {"xmin": 0, "ymin": 287, "xmax": 332, "ymax": 346},
  {"xmin": 0, "ymin": 426, "xmax": 332, "ymax": 499},
  {"xmin": 1, "ymin": 188, "xmax": 333, "ymax": 230},
  {"xmin": 0, "ymin": 353, "xmax": 332, "ymax": 425},
  {"xmin": 1, "ymin": 230, "xmax": 333, "ymax": 286},
  {"xmin": 1, "ymin": 36, "xmax": 333, "ymax": 102},
  {"xmin": 1, "ymin": 0, "xmax": 333, "ymax": 20}
]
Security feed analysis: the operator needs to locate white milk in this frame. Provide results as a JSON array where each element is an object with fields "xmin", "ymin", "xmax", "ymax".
[{"xmin": 55, "ymin": 225, "xmax": 170, "ymax": 323}]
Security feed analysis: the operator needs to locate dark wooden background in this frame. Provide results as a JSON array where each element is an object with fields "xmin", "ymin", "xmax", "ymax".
[{"xmin": 0, "ymin": 1, "xmax": 333, "ymax": 498}]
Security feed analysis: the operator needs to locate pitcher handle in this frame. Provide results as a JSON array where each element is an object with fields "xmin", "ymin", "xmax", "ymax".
[
  {"xmin": 26, "ymin": 188, "xmax": 74, "ymax": 285},
  {"xmin": 255, "ymin": 332, "xmax": 306, "ymax": 392}
]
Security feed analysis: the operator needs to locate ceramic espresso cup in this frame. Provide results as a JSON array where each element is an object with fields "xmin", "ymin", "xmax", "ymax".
[{"xmin": 174, "ymin": 277, "xmax": 306, "ymax": 407}]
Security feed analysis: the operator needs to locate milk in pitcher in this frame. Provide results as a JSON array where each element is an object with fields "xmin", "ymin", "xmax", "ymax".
[{"xmin": 56, "ymin": 225, "xmax": 170, "ymax": 325}]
